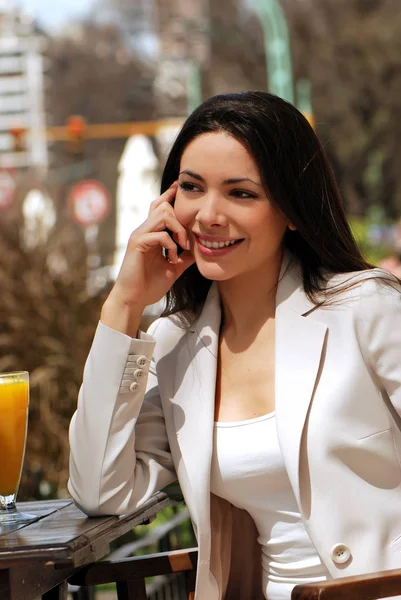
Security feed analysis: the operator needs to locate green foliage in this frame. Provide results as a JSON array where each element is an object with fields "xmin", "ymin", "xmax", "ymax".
[
  {"xmin": 348, "ymin": 214, "xmax": 397, "ymax": 263},
  {"xmin": 133, "ymin": 504, "xmax": 195, "ymax": 555}
]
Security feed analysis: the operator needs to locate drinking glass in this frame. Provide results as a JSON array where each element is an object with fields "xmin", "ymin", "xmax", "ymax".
[{"xmin": 0, "ymin": 371, "xmax": 36, "ymax": 523}]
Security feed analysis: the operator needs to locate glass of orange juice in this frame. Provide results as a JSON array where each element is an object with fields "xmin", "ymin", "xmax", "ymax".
[{"xmin": 0, "ymin": 371, "xmax": 36, "ymax": 523}]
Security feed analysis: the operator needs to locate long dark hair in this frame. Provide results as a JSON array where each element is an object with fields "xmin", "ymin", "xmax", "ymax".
[{"xmin": 161, "ymin": 91, "xmax": 373, "ymax": 319}]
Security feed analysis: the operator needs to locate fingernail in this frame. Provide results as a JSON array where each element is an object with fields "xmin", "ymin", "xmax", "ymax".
[{"xmin": 186, "ymin": 240, "xmax": 191, "ymax": 250}]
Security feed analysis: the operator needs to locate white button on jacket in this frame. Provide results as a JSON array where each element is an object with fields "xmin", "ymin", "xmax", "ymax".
[
  {"xmin": 331, "ymin": 544, "xmax": 351, "ymax": 564},
  {"xmin": 136, "ymin": 355, "xmax": 148, "ymax": 368}
]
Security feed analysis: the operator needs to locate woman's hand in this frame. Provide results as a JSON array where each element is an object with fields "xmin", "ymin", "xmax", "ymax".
[{"xmin": 101, "ymin": 182, "xmax": 195, "ymax": 336}]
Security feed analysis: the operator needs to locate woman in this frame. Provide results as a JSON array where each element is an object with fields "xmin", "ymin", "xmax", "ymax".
[{"xmin": 68, "ymin": 92, "xmax": 401, "ymax": 600}]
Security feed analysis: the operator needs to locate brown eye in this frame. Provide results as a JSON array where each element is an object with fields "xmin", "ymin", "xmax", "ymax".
[
  {"xmin": 179, "ymin": 181, "xmax": 201, "ymax": 193},
  {"xmin": 231, "ymin": 189, "xmax": 258, "ymax": 199}
]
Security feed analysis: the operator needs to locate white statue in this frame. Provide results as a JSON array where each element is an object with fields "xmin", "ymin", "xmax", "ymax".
[
  {"xmin": 114, "ymin": 134, "xmax": 164, "ymax": 322},
  {"xmin": 22, "ymin": 188, "xmax": 56, "ymax": 250}
]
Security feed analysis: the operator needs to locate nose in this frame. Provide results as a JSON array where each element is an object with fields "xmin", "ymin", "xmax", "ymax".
[{"xmin": 195, "ymin": 192, "xmax": 228, "ymax": 228}]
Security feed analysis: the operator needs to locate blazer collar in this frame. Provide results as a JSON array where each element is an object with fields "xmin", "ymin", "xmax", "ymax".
[
  {"xmin": 190, "ymin": 282, "xmax": 221, "ymax": 340},
  {"xmin": 275, "ymin": 254, "xmax": 328, "ymax": 510},
  {"xmin": 276, "ymin": 252, "xmax": 318, "ymax": 316},
  {"xmin": 190, "ymin": 250, "xmax": 318, "ymax": 334},
  {"xmin": 172, "ymin": 284, "xmax": 221, "ymax": 534}
]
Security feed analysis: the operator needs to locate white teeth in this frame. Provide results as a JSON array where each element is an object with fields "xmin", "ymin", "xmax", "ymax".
[{"xmin": 199, "ymin": 238, "xmax": 237, "ymax": 249}]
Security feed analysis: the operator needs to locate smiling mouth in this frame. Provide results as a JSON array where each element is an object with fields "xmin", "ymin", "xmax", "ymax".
[{"xmin": 198, "ymin": 238, "xmax": 242, "ymax": 249}]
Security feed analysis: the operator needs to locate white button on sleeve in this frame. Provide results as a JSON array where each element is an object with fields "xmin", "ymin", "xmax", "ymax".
[
  {"xmin": 136, "ymin": 355, "xmax": 148, "ymax": 368},
  {"xmin": 129, "ymin": 381, "xmax": 139, "ymax": 392},
  {"xmin": 133, "ymin": 369, "xmax": 144, "ymax": 380},
  {"xmin": 331, "ymin": 543, "xmax": 351, "ymax": 564}
]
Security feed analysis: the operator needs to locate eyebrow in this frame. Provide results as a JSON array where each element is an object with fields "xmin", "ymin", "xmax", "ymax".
[{"xmin": 179, "ymin": 169, "xmax": 263, "ymax": 187}]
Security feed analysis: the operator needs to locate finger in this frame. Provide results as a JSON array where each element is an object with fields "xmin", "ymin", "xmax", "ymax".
[
  {"xmin": 136, "ymin": 231, "xmax": 178, "ymax": 263},
  {"xmin": 148, "ymin": 182, "xmax": 178, "ymax": 214},
  {"xmin": 168, "ymin": 220, "xmax": 189, "ymax": 251},
  {"xmin": 147, "ymin": 206, "xmax": 189, "ymax": 250},
  {"xmin": 158, "ymin": 204, "xmax": 188, "ymax": 249},
  {"xmin": 171, "ymin": 228, "xmax": 190, "ymax": 252}
]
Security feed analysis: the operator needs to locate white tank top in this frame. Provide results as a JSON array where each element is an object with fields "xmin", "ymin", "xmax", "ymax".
[{"xmin": 210, "ymin": 412, "xmax": 329, "ymax": 600}]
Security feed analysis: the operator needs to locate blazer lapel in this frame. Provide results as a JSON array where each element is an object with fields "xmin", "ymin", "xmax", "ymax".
[
  {"xmin": 275, "ymin": 259, "xmax": 328, "ymax": 508},
  {"xmin": 172, "ymin": 283, "xmax": 221, "ymax": 527}
]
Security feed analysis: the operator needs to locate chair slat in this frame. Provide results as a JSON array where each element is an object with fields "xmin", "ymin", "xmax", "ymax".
[
  {"xmin": 292, "ymin": 568, "xmax": 401, "ymax": 600},
  {"xmin": 68, "ymin": 548, "xmax": 198, "ymax": 586}
]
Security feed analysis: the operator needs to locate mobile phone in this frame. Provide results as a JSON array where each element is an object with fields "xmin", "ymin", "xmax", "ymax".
[{"xmin": 163, "ymin": 228, "xmax": 184, "ymax": 262}]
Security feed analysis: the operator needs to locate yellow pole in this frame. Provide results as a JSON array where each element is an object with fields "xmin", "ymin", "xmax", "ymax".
[{"xmin": 46, "ymin": 118, "xmax": 185, "ymax": 142}]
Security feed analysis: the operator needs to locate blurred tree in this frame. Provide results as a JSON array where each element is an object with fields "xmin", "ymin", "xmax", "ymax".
[
  {"xmin": 205, "ymin": 0, "xmax": 401, "ymax": 218},
  {"xmin": 72, "ymin": 0, "xmax": 401, "ymax": 219},
  {"xmin": 0, "ymin": 217, "xmax": 111, "ymax": 499},
  {"xmin": 90, "ymin": 0, "xmax": 158, "ymax": 61},
  {"xmin": 205, "ymin": 0, "xmax": 266, "ymax": 96},
  {"xmin": 284, "ymin": 0, "xmax": 401, "ymax": 217}
]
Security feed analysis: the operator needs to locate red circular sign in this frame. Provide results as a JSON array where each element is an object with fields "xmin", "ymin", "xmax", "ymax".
[
  {"xmin": 69, "ymin": 180, "xmax": 110, "ymax": 226},
  {"xmin": 0, "ymin": 169, "xmax": 16, "ymax": 212}
]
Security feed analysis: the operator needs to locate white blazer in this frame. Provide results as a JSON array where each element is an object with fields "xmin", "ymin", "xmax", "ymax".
[{"xmin": 68, "ymin": 257, "xmax": 401, "ymax": 600}]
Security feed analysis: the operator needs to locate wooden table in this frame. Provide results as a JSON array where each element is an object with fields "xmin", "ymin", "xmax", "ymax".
[{"xmin": 0, "ymin": 493, "xmax": 169, "ymax": 600}]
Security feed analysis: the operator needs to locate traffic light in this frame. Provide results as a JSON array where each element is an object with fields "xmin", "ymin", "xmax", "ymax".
[
  {"xmin": 10, "ymin": 126, "xmax": 26, "ymax": 152},
  {"xmin": 66, "ymin": 115, "xmax": 87, "ymax": 155}
]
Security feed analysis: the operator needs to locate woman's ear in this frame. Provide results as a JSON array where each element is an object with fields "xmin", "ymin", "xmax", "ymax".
[{"xmin": 288, "ymin": 223, "xmax": 297, "ymax": 231}]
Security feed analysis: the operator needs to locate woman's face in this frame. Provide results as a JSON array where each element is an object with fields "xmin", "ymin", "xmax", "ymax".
[{"xmin": 174, "ymin": 131, "xmax": 291, "ymax": 282}]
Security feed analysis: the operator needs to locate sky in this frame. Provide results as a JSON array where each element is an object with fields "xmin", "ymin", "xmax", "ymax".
[{"xmin": 15, "ymin": 0, "xmax": 95, "ymax": 30}]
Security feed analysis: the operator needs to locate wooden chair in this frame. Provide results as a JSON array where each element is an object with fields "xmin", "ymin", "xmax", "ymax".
[
  {"xmin": 292, "ymin": 568, "xmax": 401, "ymax": 599},
  {"xmin": 69, "ymin": 551, "xmax": 401, "ymax": 600},
  {"xmin": 67, "ymin": 547, "xmax": 198, "ymax": 600}
]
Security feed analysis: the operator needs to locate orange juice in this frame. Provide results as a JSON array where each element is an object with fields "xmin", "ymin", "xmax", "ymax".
[{"xmin": 0, "ymin": 375, "xmax": 29, "ymax": 496}]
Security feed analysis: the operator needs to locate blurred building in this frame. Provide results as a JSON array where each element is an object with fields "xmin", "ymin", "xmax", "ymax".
[{"xmin": 0, "ymin": 1, "xmax": 48, "ymax": 171}]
